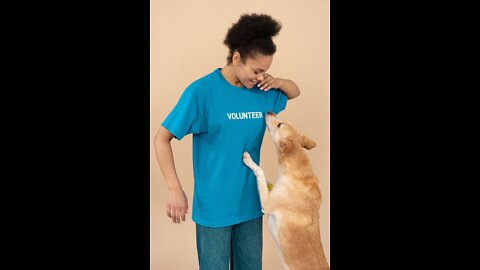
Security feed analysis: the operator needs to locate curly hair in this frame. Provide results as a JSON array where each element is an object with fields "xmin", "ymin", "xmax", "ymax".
[{"xmin": 224, "ymin": 13, "xmax": 282, "ymax": 64}]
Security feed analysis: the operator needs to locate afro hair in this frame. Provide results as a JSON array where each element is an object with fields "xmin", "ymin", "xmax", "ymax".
[{"xmin": 224, "ymin": 13, "xmax": 282, "ymax": 63}]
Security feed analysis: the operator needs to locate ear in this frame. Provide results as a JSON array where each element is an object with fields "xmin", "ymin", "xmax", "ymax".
[
  {"xmin": 300, "ymin": 134, "xmax": 316, "ymax": 150},
  {"xmin": 279, "ymin": 136, "xmax": 294, "ymax": 154},
  {"xmin": 232, "ymin": 51, "xmax": 241, "ymax": 65}
]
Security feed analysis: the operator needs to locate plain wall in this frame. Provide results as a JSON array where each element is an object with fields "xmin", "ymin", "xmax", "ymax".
[{"xmin": 150, "ymin": 0, "xmax": 329, "ymax": 269}]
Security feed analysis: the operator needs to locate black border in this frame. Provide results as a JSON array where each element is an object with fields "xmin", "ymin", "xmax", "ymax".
[
  {"xmin": 330, "ymin": 1, "xmax": 462, "ymax": 268},
  {"xmin": 21, "ymin": 1, "xmax": 151, "ymax": 268},
  {"xmin": 330, "ymin": 1, "xmax": 423, "ymax": 268}
]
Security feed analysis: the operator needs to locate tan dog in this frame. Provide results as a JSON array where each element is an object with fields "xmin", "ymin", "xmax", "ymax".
[{"xmin": 243, "ymin": 111, "xmax": 329, "ymax": 270}]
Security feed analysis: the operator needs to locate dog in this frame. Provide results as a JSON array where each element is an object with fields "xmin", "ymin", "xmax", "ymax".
[{"xmin": 243, "ymin": 111, "xmax": 329, "ymax": 270}]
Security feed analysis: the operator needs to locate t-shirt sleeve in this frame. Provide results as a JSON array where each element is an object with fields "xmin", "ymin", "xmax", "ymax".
[
  {"xmin": 268, "ymin": 88, "xmax": 288, "ymax": 114},
  {"xmin": 161, "ymin": 84, "xmax": 206, "ymax": 140}
]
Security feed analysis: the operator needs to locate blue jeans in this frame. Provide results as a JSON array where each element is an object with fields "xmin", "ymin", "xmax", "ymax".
[{"xmin": 196, "ymin": 217, "xmax": 263, "ymax": 270}]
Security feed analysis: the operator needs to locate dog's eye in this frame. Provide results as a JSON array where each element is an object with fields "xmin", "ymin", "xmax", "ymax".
[{"xmin": 277, "ymin": 123, "xmax": 282, "ymax": 128}]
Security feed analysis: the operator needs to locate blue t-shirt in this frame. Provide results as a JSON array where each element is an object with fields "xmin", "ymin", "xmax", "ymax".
[{"xmin": 162, "ymin": 68, "xmax": 288, "ymax": 227}]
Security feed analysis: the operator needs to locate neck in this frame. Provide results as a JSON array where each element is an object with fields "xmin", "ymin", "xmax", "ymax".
[
  {"xmin": 220, "ymin": 65, "xmax": 244, "ymax": 88},
  {"xmin": 278, "ymin": 147, "xmax": 315, "ymax": 180}
]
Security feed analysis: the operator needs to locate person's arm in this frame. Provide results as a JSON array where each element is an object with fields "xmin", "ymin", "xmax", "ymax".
[
  {"xmin": 154, "ymin": 126, "xmax": 189, "ymax": 224},
  {"xmin": 277, "ymin": 78, "xmax": 301, "ymax": 100},
  {"xmin": 257, "ymin": 74, "xmax": 301, "ymax": 100}
]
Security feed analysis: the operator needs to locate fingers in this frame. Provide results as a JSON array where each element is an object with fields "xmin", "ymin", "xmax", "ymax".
[
  {"xmin": 262, "ymin": 83, "xmax": 272, "ymax": 91},
  {"xmin": 175, "ymin": 208, "xmax": 187, "ymax": 223},
  {"xmin": 181, "ymin": 205, "xmax": 188, "ymax": 222},
  {"xmin": 170, "ymin": 208, "xmax": 176, "ymax": 223},
  {"xmin": 259, "ymin": 81, "xmax": 271, "ymax": 91},
  {"xmin": 166, "ymin": 206, "xmax": 188, "ymax": 224},
  {"xmin": 257, "ymin": 74, "xmax": 275, "ymax": 91},
  {"xmin": 175, "ymin": 209, "xmax": 181, "ymax": 223},
  {"xmin": 256, "ymin": 74, "xmax": 267, "ymax": 87}
]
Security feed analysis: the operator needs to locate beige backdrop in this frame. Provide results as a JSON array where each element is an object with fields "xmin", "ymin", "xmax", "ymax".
[{"xmin": 150, "ymin": 0, "xmax": 329, "ymax": 269}]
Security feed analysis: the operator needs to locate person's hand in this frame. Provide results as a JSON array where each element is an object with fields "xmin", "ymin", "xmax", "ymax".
[
  {"xmin": 166, "ymin": 186, "xmax": 189, "ymax": 224},
  {"xmin": 257, "ymin": 73, "xmax": 284, "ymax": 91}
]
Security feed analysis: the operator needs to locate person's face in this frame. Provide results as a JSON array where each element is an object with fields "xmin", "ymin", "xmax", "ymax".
[{"xmin": 232, "ymin": 52, "xmax": 273, "ymax": 89}]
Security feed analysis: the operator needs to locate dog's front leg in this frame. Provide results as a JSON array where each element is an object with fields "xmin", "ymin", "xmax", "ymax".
[{"xmin": 243, "ymin": 152, "xmax": 269, "ymax": 211}]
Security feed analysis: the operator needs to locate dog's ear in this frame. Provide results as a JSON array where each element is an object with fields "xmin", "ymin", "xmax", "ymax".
[
  {"xmin": 300, "ymin": 134, "xmax": 316, "ymax": 150},
  {"xmin": 279, "ymin": 136, "xmax": 294, "ymax": 154}
]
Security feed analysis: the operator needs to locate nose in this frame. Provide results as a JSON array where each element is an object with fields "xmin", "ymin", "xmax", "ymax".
[{"xmin": 257, "ymin": 74, "xmax": 264, "ymax": 81}]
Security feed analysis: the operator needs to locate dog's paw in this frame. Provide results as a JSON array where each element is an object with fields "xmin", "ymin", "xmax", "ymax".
[
  {"xmin": 243, "ymin": 151, "xmax": 251, "ymax": 162},
  {"xmin": 242, "ymin": 152, "xmax": 254, "ymax": 167}
]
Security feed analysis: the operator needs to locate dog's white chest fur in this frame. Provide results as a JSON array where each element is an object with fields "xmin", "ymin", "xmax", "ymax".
[
  {"xmin": 267, "ymin": 176, "xmax": 292, "ymax": 270},
  {"xmin": 268, "ymin": 211, "xmax": 291, "ymax": 270}
]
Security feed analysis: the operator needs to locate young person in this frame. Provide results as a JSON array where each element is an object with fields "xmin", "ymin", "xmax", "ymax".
[{"xmin": 154, "ymin": 13, "xmax": 300, "ymax": 269}]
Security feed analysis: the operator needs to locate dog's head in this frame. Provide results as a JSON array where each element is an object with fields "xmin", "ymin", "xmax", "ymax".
[{"xmin": 265, "ymin": 111, "xmax": 316, "ymax": 155}]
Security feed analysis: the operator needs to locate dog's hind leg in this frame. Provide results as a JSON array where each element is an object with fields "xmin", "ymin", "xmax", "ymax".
[{"xmin": 243, "ymin": 152, "xmax": 270, "ymax": 211}]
